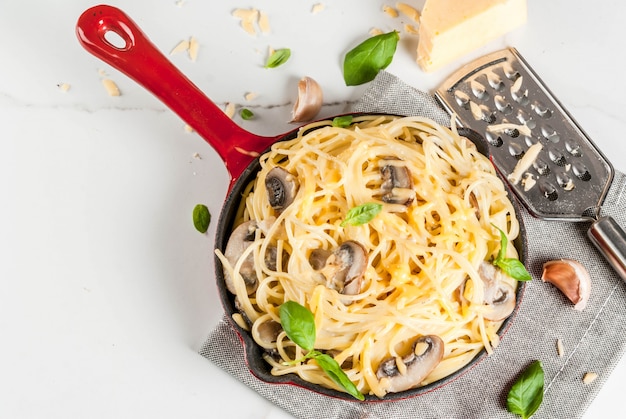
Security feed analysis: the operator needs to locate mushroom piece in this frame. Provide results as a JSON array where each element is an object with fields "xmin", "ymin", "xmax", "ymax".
[
  {"xmin": 265, "ymin": 167, "xmax": 298, "ymax": 212},
  {"xmin": 224, "ymin": 220, "xmax": 259, "ymax": 295},
  {"xmin": 380, "ymin": 158, "xmax": 415, "ymax": 205},
  {"xmin": 308, "ymin": 248, "xmax": 332, "ymax": 271},
  {"xmin": 376, "ymin": 335, "xmax": 444, "ymax": 393},
  {"xmin": 320, "ymin": 240, "xmax": 368, "ymax": 296},
  {"xmin": 541, "ymin": 259, "xmax": 591, "ymax": 311},
  {"xmin": 477, "ymin": 262, "xmax": 517, "ymax": 321}
]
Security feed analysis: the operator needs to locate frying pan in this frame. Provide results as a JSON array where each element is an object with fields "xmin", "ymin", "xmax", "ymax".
[{"xmin": 76, "ymin": 4, "xmax": 527, "ymax": 401}]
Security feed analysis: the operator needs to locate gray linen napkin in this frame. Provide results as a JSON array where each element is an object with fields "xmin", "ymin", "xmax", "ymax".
[{"xmin": 200, "ymin": 71, "xmax": 626, "ymax": 418}]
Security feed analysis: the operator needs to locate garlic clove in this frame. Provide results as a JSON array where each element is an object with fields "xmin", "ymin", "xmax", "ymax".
[
  {"xmin": 291, "ymin": 76, "xmax": 323, "ymax": 122},
  {"xmin": 541, "ymin": 259, "xmax": 591, "ymax": 311}
]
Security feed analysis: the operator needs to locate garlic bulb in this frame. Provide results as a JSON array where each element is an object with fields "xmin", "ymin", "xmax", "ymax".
[{"xmin": 291, "ymin": 76, "xmax": 323, "ymax": 122}]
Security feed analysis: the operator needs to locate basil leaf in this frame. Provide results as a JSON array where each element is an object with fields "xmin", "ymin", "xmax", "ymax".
[
  {"xmin": 341, "ymin": 202, "xmax": 383, "ymax": 227},
  {"xmin": 496, "ymin": 258, "xmax": 533, "ymax": 281},
  {"xmin": 332, "ymin": 115, "xmax": 353, "ymax": 128},
  {"xmin": 313, "ymin": 353, "xmax": 365, "ymax": 401},
  {"xmin": 265, "ymin": 48, "xmax": 291, "ymax": 68},
  {"xmin": 507, "ymin": 360, "xmax": 544, "ymax": 419},
  {"xmin": 279, "ymin": 301, "xmax": 316, "ymax": 351},
  {"xmin": 491, "ymin": 223, "xmax": 531, "ymax": 281},
  {"xmin": 192, "ymin": 204, "xmax": 211, "ymax": 233},
  {"xmin": 240, "ymin": 108, "xmax": 254, "ymax": 120},
  {"xmin": 343, "ymin": 31, "xmax": 399, "ymax": 86}
]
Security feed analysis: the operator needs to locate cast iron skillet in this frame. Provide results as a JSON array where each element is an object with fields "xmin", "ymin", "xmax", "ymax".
[{"xmin": 76, "ymin": 4, "xmax": 527, "ymax": 402}]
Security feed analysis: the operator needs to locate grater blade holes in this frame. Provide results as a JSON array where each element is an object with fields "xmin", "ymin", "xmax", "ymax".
[
  {"xmin": 572, "ymin": 162, "xmax": 592, "ymax": 181},
  {"xmin": 541, "ymin": 124, "xmax": 560, "ymax": 143},
  {"xmin": 495, "ymin": 95, "xmax": 513, "ymax": 115},
  {"xmin": 548, "ymin": 148, "xmax": 567, "ymax": 166},
  {"xmin": 539, "ymin": 180, "xmax": 559, "ymax": 201},
  {"xmin": 508, "ymin": 142, "xmax": 524, "ymax": 159},
  {"xmin": 556, "ymin": 172, "xmax": 575, "ymax": 190},
  {"xmin": 487, "ymin": 72, "xmax": 505, "ymax": 91},
  {"xmin": 470, "ymin": 80, "xmax": 489, "ymax": 100},
  {"xmin": 533, "ymin": 158, "xmax": 551, "ymax": 176},
  {"xmin": 454, "ymin": 90, "xmax": 470, "ymax": 109},
  {"xmin": 503, "ymin": 62, "xmax": 521, "ymax": 80},
  {"xmin": 532, "ymin": 100, "xmax": 553, "ymax": 118},
  {"xmin": 565, "ymin": 139, "xmax": 582, "ymax": 157},
  {"xmin": 485, "ymin": 131, "xmax": 503, "ymax": 147}
]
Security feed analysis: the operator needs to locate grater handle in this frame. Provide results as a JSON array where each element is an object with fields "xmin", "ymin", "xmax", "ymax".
[{"xmin": 588, "ymin": 217, "xmax": 626, "ymax": 281}]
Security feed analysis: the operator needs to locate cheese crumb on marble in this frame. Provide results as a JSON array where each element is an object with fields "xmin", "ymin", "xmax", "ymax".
[
  {"xmin": 404, "ymin": 24, "xmax": 419, "ymax": 35},
  {"xmin": 311, "ymin": 3, "xmax": 325, "ymax": 14},
  {"xmin": 396, "ymin": 2, "xmax": 420, "ymax": 22},
  {"xmin": 370, "ymin": 28, "xmax": 384, "ymax": 36},
  {"xmin": 102, "ymin": 79, "xmax": 121, "ymax": 96},
  {"xmin": 224, "ymin": 102, "xmax": 236, "ymax": 119},
  {"xmin": 383, "ymin": 5, "xmax": 398, "ymax": 18},
  {"xmin": 184, "ymin": 124, "xmax": 194, "ymax": 133},
  {"xmin": 232, "ymin": 8, "xmax": 260, "ymax": 36},
  {"xmin": 188, "ymin": 37, "xmax": 199, "ymax": 62},
  {"xmin": 258, "ymin": 11, "xmax": 271, "ymax": 34},
  {"xmin": 417, "ymin": 0, "xmax": 527, "ymax": 72},
  {"xmin": 57, "ymin": 83, "xmax": 71, "ymax": 92},
  {"xmin": 244, "ymin": 92, "xmax": 258, "ymax": 101}
]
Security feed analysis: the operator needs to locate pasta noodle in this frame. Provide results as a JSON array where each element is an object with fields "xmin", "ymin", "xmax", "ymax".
[{"xmin": 216, "ymin": 115, "xmax": 521, "ymax": 398}]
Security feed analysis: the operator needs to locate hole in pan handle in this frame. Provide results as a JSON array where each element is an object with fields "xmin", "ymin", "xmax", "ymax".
[
  {"xmin": 588, "ymin": 217, "xmax": 626, "ymax": 281},
  {"xmin": 75, "ymin": 4, "xmax": 280, "ymax": 190}
]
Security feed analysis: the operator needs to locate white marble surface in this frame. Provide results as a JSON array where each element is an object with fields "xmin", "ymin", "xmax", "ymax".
[{"xmin": 2, "ymin": 1, "xmax": 625, "ymax": 418}]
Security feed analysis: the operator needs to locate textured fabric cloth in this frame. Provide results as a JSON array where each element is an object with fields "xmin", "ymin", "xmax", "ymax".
[{"xmin": 199, "ymin": 71, "xmax": 626, "ymax": 418}]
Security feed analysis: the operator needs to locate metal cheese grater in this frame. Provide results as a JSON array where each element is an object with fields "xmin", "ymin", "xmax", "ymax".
[{"xmin": 435, "ymin": 47, "xmax": 626, "ymax": 280}]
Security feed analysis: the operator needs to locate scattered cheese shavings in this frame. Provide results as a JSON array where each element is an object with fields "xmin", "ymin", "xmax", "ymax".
[
  {"xmin": 175, "ymin": 0, "xmax": 185, "ymax": 7},
  {"xmin": 258, "ymin": 11, "xmax": 271, "ymax": 34},
  {"xmin": 383, "ymin": 5, "xmax": 398, "ymax": 18},
  {"xmin": 224, "ymin": 102, "xmax": 236, "ymax": 119},
  {"xmin": 486, "ymin": 122, "xmax": 532, "ymax": 138},
  {"xmin": 188, "ymin": 37, "xmax": 199, "ymax": 62},
  {"xmin": 521, "ymin": 172, "xmax": 536, "ymax": 192},
  {"xmin": 311, "ymin": 3, "xmax": 325, "ymax": 14},
  {"xmin": 170, "ymin": 39, "xmax": 190, "ymax": 55},
  {"xmin": 556, "ymin": 338, "xmax": 564, "ymax": 357},
  {"xmin": 98, "ymin": 69, "xmax": 108, "ymax": 77},
  {"xmin": 583, "ymin": 372, "xmax": 598, "ymax": 384},
  {"xmin": 57, "ymin": 83, "xmax": 71, "ymax": 92},
  {"xmin": 232, "ymin": 8, "xmax": 260, "ymax": 36},
  {"xmin": 404, "ymin": 23, "xmax": 419, "ymax": 35},
  {"xmin": 508, "ymin": 142, "xmax": 543, "ymax": 185},
  {"xmin": 193, "ymin": 152, "xmax": 202, "ymax": 159},
  {"xmin": 396, "ymin": 2, "xmax": 420, "ymax": 22},
  {"xmin": 234, "ymin": 146, "xmax": 260, "ymax": 157},
  {"xmin": 370, "ymin": 28, "xmax": 384, "ymax": 36},
  {"xmin": 102, "ymin": 79, "xmax": 121, "ymax": 96},
  {"xmin": 171, "ymin": 37, "xmax": 199, "ymax": 62},
  {"xmin": 184, "ymin": 124, "xmax": 194, "ymax": 133},
  {"xmin": 244, "ymin": 92, "xmax": 258, "ymax": 101}
]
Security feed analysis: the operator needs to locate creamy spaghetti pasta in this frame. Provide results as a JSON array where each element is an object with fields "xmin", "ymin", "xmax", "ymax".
[{"xmin": 216, "ymin": 115, "xmax": 521, "ymax": 398}]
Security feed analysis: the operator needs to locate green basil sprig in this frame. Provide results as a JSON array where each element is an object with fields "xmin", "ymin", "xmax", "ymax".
[
  {"xmin": 192, "ymin": 204, "xmax": 211, "ymax": 233},
  {"xmin": 341, "ymin": 203, "xmax": 383, "ymax": 227},
  {"xmin": 332, "ymin": 115, "xmax": 353, "ymax": 128},
  {"xmin": 265, "ymin": 48, "xmax": 291, "ymax": 68},
  {"xmin": 507, "ymin": 360, "xmax": 544, "ymax": 418},
  {"xmin": 492, "ymin": 224, "xmax": 532, "ymax": 281},
  {"xmin": 279, "ymin": 301, "xmax": 365, "ymax": 401},
  {"xmin": 240, "ymin": 108, "xmax": 254, "ymax": 120},
  {"xmin": 343, "ymin": 31, "xmax": 399, "ymax": 86}
]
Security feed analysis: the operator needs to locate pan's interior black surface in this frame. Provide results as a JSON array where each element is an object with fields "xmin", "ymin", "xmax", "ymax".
[{"xmin": 212, "ymin": 120, "xmax": 528, "ymax": 402}]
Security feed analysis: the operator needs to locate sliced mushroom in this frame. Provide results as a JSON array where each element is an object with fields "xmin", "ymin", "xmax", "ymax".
[
  {"xmin": 265, "ymin": 167, "xmax": 298, "ymax": 212},
  {"xmin": 478, "ymin": 261, "xmax": 516, "ymax": 321},
  {"xmin": 309, "ymin": 248, "xmax": 332, "ymax": 270},
  {"xmin": 224, "ymin": 220, "xmax": 259, "ymax": 295},
  {"xmin": 376, "ymin": 335, "xmax": 444, "ymax": 393},
  {"xmin": 380, "ymin": 158, "xmax": 415, "ymax": 205},
  {"xmin": 320, "ymin": 240, "xmax": 368, "ymax": 296}
]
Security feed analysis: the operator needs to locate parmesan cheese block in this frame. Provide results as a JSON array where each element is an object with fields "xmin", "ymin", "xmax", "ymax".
[{"xmin": 417, "ymin": 0, "xmax": 527, "ymax": 72}]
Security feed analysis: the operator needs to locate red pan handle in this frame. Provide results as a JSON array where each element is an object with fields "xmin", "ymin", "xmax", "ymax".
[{"xmin": 76, "ymin": 4, "xmax": 280, "ymax": 189}]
